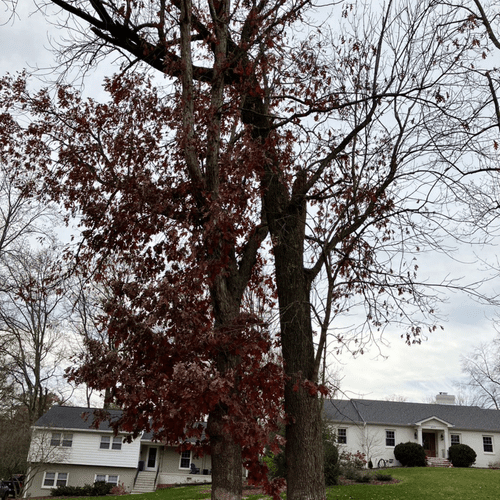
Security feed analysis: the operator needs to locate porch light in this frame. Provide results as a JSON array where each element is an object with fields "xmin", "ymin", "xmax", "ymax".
[{"xmin": 441, "ymin": 433, "xmax": 444, "ymax": 441}]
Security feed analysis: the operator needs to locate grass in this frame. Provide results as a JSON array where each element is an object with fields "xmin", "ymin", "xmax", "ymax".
[
  {"xmin": 47, "ymin": 468, "xmax": 500, "ymax": 500},
  {"xmin": 327, "ymin": 468, "xmax": 500, "ymax": 500}
]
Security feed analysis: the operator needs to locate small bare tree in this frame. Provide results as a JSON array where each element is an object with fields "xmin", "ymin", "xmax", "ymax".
[
  {"xmin": 0, "ymin": 245, "xmax": 72, "ymax": 423},
  {"xmin": 24, "ymin": 426, "xmax": 72, "ymax": 497},
  {"xmin": 358, "ymin": 425, "xmax": 384, "ymax": 467},
  {"xmin": 460, "ymin": 341, "xmax": 500, "ymax": 409},
  {"xmin": 0, "ymin": 114, "xmax": 58, "ymax": 263}
]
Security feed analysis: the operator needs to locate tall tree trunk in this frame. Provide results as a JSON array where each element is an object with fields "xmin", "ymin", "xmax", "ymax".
[
  {"xmin": 208, "ymin": 354, "xmax": 243, "ymax": 500},
  {"xmin": 208, "ymin": 416, "xmax": 242, "ymax": 500},
  {"xmin": 207, "ymin": 275, "xmax": 244, "ymax": 499},
  {"xmin": 264, "ymin": 175, "xmax": 326, "ymax": 500}
]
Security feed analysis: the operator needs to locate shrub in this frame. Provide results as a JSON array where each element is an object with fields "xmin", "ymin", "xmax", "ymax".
[
  {"xmin": 355, "ymin": 473, "xmax": 372, "ymax": 483},
  {"xmin": 323, "ymin": 426, "xmax": 340, "ymax": 486},
  {"xmin": 368, "ymin": 459, "xmax": 373, "ymax": 469},
  {"xmin": 263, "ymin": 449, "xmax": 286, "ymax": 479},
  {"xmin": 343, "ymin": 468, "xmax": 361, "ymax": 481},
  {"xmin": 374, "ymin": 471, "xmax": 393, "ymax": 481},
  {"xmin": 50, "ymin": 485, "xmax": 84, "ymax": 497},
  {"xmin": 324, "ymin": 443, "xmax": 340, "ymax": 486},
  {"xmin": 50, "ymin": 481, "xmax": 113, "ymax": 497},
  {"xmin": 91, "ymin": 481, "xmax": 113, "ymax": 496},
  {"xmin": 110, "ymin": 483, "xmax": 128, "ymax": 495},
  {"xmin": 339, "ymin": 450, "xmax": 367, "ymax": 480},
  {"xmin": 394, "ymin": 442, "xmax": 427, "ymax": 467},
  {"xmin": 448, "ymin": 444, "xmax": 476, "ymax": 467}
]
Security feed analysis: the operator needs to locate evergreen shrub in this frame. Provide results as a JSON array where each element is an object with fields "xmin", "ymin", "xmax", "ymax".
[
  {"xmin": 323, "ymin": 426, "xmax": 340, "ymax": 486},
  {"xmin": 50, "ymin": 481, "xmax": 113, "ymax": 497},
  {"xmin": 448, "ymin": 444, "xmax": 477, "ymax": 467},
  {"xmin": 394, "ymin": 441, "xmax": 427, "ymax": 467}
]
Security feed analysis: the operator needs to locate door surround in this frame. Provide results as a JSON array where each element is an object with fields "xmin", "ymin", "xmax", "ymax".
[{"xmin": 145, "ymin": 446, "xmax": 159, "ymax": 471}]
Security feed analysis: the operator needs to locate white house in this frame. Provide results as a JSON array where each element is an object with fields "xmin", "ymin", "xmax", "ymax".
[
  {"xmin": 24, "ymin": 406, "xmax": 213, "ymax": 498},
  {"xmin": 325, "ymin": 394, "xmax": 500, "ymax": 468}
]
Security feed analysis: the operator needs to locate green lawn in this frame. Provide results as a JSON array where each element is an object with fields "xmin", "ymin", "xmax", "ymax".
[
  {"xmin": 51, "ymin": 468, "xmax": 500, "ymax": 500},
  {"xmin": 327, "ymin": 468, "xmax": 500, "ymax": 500}
]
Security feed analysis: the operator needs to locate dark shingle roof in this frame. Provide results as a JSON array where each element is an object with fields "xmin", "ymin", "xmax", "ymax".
[
  {"xmin": 33, "ymin": 406, "xmax": 206, "ymax": 443},
  {"xmin": 324, "ymin": 399, "xmax": 500, "ymax": 432},
  {"xmin": 33, "ymin": 406, "xmax": 122, "ymax": 432}
]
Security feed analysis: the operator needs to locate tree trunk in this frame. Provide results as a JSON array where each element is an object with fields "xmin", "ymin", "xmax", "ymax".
[
  {"xmin": 207, "ymin": 277, "xmax": 244, "ymax": 500},
  {"xmin": 265, "ymin": 176, "xmax": 326, "ymax": 500},
  {"xmin": 208, "ymin": 394, "xmax": 243, "ymax": 500}
]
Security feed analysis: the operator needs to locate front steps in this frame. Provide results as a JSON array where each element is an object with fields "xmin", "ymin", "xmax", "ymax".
[
  {"xmin": 132, "ymin": 471, "xmax": 157, "ymax": 493},
  {"xmin": 427, "ymin": 457, "xmax": 452, "ymax": 467}
]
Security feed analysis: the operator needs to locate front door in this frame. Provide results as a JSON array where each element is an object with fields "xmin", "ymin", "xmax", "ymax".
[
  {"xmin": 146, "ymin": 447, "xmax": 158, "ymax": 470},
  {"xmin": 423, "ymin": 432, "xmax": 436, "ymax": 457}
]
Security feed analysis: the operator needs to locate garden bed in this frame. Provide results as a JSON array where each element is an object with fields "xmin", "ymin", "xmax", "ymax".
[{"xmin": 338, "ymin": 475, "xmax": 400, "ymax": 486}]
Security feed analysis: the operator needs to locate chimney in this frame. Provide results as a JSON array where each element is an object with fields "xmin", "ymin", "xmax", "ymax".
[{"xmin": 436, "ymin": 392, "xmax": 455, "ymax": 405}]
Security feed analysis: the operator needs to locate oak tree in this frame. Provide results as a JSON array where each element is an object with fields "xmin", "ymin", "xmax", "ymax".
[{"xmin": 5, "ymin": 0, "xmax": 500, "ymax": 499}]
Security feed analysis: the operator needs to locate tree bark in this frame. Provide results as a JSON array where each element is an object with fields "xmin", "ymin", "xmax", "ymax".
[
  {"xmin": 205, "ymin": 254, "xmax": 246, "ymax": 500},
  {"xmin": 208, "ymin": 418, "xmax": 242, "ymax": 500},
  {"xmin": 264, "ymin": 173, "xmax": 326, "ymax": 500},
  {"xmin": 207, "ymin": 352, "xmax": 243, "ymax": 500}
]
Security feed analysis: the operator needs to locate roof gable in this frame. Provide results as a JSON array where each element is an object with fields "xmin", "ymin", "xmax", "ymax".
[{"xmin": 415, "ymin": 416, "xmax": 454, "ymax": 427}]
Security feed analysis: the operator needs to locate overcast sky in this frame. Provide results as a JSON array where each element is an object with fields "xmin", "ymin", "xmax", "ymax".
[{"xmin": 2, "ymin": 2, "xmax": 500, "ymax": 406}]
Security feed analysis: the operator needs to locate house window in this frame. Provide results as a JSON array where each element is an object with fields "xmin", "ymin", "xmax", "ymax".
[
  {"xmin": 450, "ymin": 434, "xmax": 460, "ymax": 445},
  {"xmin": 483, "ymin": 436, "xmax": 494, "ymax": 453},
  {"xmin": 179, "ymin": 450, "xmax": 191, "ymax": 469},
  {"xmin": 95, "ymin": 475, "xmax": 119, "ymax": 486},
  {"xmin": 386, "ymin": 430, "xmax": 395, "ymax": 447},
  {"xmin": 50, "ymin": 433, "xmax": 61, "ymax": 447},
  {"xmin": 337, "ymin": 428, "xmax": 347, "ymax": 444},
  {"xmin": 50, "ymin": 433, "xmax": 73, "ymax": 447},
  {"xmin": 100, "ymin": 436, "xmax": 122, "ymax": 450},
  {"xmin": 43, "ymin": 472, "xmax": 68, "ymax": 488},
  {"xmin": 107, "ymin": 475, "xmax": 118, "ymax": 486},
  {"xmin": 62, "ymin": 434, "xmax": 73, "ymax": 447},
  {"xmin": 100, "ymin": 436, "xmax": 111, "ymax": 449}
]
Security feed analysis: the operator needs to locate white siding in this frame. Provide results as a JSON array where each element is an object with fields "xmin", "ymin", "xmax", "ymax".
[
  {"xmin": 455, "ymin": 429, "xmax": 500, "ymax": 468},
  {"xmin": 30, "ymin": 430, "xmax": 140, "ymax": 468},
  {"xmin": 334, "ymin": 423, "xmax": 417, "ymax": 467},
  {"xmin": 333, "ymin": 422, "xmax": 500, "ymax": 468}
]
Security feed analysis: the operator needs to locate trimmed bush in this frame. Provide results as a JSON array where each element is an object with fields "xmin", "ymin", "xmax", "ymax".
[
  {"xmin": 50, "ymin": 485, "xmax": 83, "ymax": 497},
  {"xmin": 50, "ymin": 481, "xmax": 113, "ymax": 497},
  {"xmin": 394, "ymin": 441, "xmax": 427, "ymax": 467},
  {"xmin": 448, "ymin": 444, "xmax": 477, "ymax": 467},
  {"xmin": 91, "ymin": 481, "xmax": 113, "ymax": 496}
]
